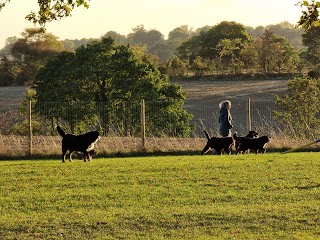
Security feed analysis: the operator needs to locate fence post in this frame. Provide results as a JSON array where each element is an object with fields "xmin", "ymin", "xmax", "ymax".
[
  {"xmin": 27, "ymin": 100, "xmax": 33, "ymax": 156},
  {"xmin": 246, "ymin": 97, "xmax": 251, "ymax": 132},
  {"xmin": 141, "ymin": 99, "xmax": 146, "ymax": 150}
]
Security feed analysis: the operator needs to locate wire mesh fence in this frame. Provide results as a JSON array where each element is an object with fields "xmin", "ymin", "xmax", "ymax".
[
  {"xmin": 0, "ymin": 98, "xmax": 286, "ymax": 137},
  {"xmin": 185, "ymin": 98, "xmax": 282, "ymax": 137},
  {"xmin": 1, "ymin": 98, "xmax": 319, "ymax": 156}
]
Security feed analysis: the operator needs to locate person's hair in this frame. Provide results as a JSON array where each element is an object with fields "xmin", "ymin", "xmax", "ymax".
[{"xmin": 219, "ymin": 100, "xmax": 231, "ymax": 109}]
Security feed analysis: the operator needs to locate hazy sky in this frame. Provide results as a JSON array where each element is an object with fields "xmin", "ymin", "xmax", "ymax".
[{"xmin": 0, "ymin": 0, "xmax": 302, "ymax": 49}]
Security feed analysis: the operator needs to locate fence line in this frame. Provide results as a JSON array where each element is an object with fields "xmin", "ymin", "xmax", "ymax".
[{"xmin": 0, "ymin": 98, "xmax": 319, "ymax": 156}]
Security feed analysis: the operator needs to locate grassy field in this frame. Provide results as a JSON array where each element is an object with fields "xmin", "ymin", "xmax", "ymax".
[{"xmin": 1, "ymin": 153, "xmax": 319, "ymax": 239}]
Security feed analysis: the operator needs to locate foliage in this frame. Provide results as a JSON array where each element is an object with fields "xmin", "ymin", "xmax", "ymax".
[
  {"xmin": 216, "ymin": 38, "xmax": 244, "ymax": 74},
  {"xmin": 0, "ymin": 28, "xmax": 64, "ymax": 85},
  {"xmin": 0, "ymin": 154, "xmax": 320, "ymax": 239},
  {"xmin": 0, "ymin": 0, "xmax": 89, "ymax": 25},
  {"xmin": 33, "ymin": 37, "xmax": 193, "ymax": 137},
  {"xmin": 0, "ymin": 21, "xmax": 308, "ymax": 81},
  {"xmin": 302, "ymin": 25, "xmax": 320, "ymax": 76},
  {"xmin": 297, "ymin": 0, "xmax": 320, "ymax": 29},
  {"xmin": 254, "ymin": 30, "xmax": 298, "ymax": 74},
  {"xmin": 0, "ymin": 55, "xmax": 14, "ymax": 85},
  {"xmin": 178, "ymin": 21, "xmax": 251, "ymax": 63},
  {"xmin": 167, "ymin": 25, "xmax": 193, "ymax": 52},
  {"xmin": 274, "ymin": 77, "xmax": 320, "ymax": 139},
  {"xmin": 164, "ymin": 56, "xmax": 188, "ymax": 76}
]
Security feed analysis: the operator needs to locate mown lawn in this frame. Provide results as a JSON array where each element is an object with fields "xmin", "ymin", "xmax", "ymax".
[{"xmin": 0, "ymin": 153, "xmax": 319, "ymax": 239}]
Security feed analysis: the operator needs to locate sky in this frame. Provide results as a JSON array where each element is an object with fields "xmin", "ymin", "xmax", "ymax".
[{"xmin": 0, "ymin": 0, "xmax": 303, "ymax": 49}]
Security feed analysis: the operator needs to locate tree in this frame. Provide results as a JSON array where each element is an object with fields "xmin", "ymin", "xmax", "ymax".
[
  {"xmin": 0, "ymin": 0, "xmax": 89, "ymax": 25},
  {"xmin": 254, "ymin": 30, "xmax": 297, "ymax": 74},
  {"xmin": 178, "ymin": 21, "xmax": 251, "ymax": 65},
  {"xmin": 216, "ymin": 38, "xmax": 244, "ymax": 74},
  {"xmin": 3, "ymin": 28, "xmax": 65, "ymax": 85},
  {"xmin": 149, "ymin": 42, "xmax": 173, "ymax": 63},
  {"xmin": 297, "ymin": 0, "xmax": 320, "ymax": 29},
  {"xmin": 245, "ymin": 26, "xmax": 265, "ymax": 39},
  {"xmin": 302, "ymin": 25, "xmax": 320, "ymax": 73},
  {"xmin": 0, "ymin": 55, "xmax": 14, "ymax": 85},
  {"xmin": 266, "ymin": 22, "xmax": 304, "ymax": 48},
  {"xmin": 33, "ymin": 37, "xmax": 193, "ymax": 136},
  {"xmin": 239, "ymin": 43, "xmax": 259, "ymax": 73},
  {"xmin": 274, "ymin": 77, "xmax": 320, "ymax": 139},
  {"xmin": 165, "ymin": 56, "xmax": 188, "ymax": 77},
  {"xmin": 0, "ymin": 28, "xmax": 65, "ymax": 85},
  {"xmin": 127, "ymin": 26, "xmax": 164, "ymax": 49},
  {"xmin": 102, "ymin": 31, "xmax": 127, "ymax": 45},
  {"xmin": 168, "ymin": 25, "xmax": 193, "ymax": 53}
]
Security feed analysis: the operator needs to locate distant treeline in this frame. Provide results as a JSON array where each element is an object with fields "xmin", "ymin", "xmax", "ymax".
[
  {"xmin": 60, "ymin": 21, "xmax": 305, "ymax": 63},
  {"xmin": 0, "ymin": 21, "xmax": 319, "ymax": 86}
]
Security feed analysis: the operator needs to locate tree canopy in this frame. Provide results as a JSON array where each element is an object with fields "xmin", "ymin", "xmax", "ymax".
[
  {"xmin": 274, "ymin": 77, "xmax": 320, "ymax": 139},
  {"xmin": 33, "ymin": 37, "xmax": 193, "ymax": 136},
  {"xmin": 297, "ymin": 0, "xmax": 320, "ymax": 29},
  {"xmin": 0, "ymin": 0, "xmax": 319, "ymax": 30},
  {"xmin": 178, "ymin": 21, "xmax": 251, "ymax": 63},
  {"xmin": 0, "ymin": 28, "xmax": 64, "ymax": 85},
  {"xmin": 0, "ymin": 0, "xmax": 89, "ymax": 25}
]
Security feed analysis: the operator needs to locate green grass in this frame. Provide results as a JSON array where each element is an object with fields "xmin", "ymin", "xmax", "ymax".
[{"xmin": 0, "ymin": 153, "xmax": 319, "ymax": 239}]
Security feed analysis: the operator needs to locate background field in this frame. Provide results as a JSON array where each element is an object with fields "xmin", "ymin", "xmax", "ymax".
[
  {"xmin": 1, "ymin": 79, "xmax": 319, "ymax": 157},
  {"xmin": 173, "ymin": 79, "xmax": 288, "ymax": 103},
  {"xmin": 0, "ymin": 153, "xmax": 319, "ymax": 239},
  {"xmin": 0, "ymin": 79, "xmax": 288, "ymax": 107}
]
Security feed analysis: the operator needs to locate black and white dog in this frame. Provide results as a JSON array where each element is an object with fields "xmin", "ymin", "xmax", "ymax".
[{"xmin": 56, "ymin": 126, "xmax": 100, "ymax": 162}]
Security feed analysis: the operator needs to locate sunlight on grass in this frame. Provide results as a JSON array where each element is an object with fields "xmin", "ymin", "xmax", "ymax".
[{"xmin": 0, "ymin": 153, "xmax": 319, "ymax": 239}]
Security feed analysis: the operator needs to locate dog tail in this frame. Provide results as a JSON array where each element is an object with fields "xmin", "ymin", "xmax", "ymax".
[
  {"xmin": 233, "ymin": 132, "xmax": 238, "ymax": 139},
  {"xmin": 203, "ymin": 130, "xmax": 210, "ymax": 140},
  {"xmin": 56, "ymin": 126, "xmax": 65, "ymax": 137}
]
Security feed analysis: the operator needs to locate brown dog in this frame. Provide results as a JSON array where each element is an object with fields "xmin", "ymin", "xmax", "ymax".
[{"xmin": 201, "ymin": 130, "xmax": 234, "ymax": 155}]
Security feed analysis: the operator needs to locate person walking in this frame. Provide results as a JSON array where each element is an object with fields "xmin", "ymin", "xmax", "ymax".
[{"xmin": 219, "ymin": 100, "xmax": 233, "ymax": 137}]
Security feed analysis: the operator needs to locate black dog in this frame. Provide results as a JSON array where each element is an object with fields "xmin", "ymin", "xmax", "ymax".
[
  {"xmin": 233, "ymin": 132, "xmax": 270, "ymax": 154},
  {"xmin": 57, "ymin": 126, "xmax": 100, "ymax": 162},
  {"xmin": 201, "ymin": 130, "xmax": 234, "ymax": 155},
  {"xmin": 234, "ymin": 131, "xmax": 259, "ymax": 154}
]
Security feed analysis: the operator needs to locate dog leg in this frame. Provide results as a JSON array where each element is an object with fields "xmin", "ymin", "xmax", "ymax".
[
  {"xmin": 62, "ymin": 145, "xmax": 69, "ymax": 162},
  {"xmin": 215, "ymin": 148, "xmax": 222, "ymax": 155},
  {"xmin": 62, "ymin": 152, "xmax": 67, "ymax": 162},
  {"xmin": 69, "ymin": 153, "xmax": 73, "ymax": 162},
  {"xmin": 83, "ymin": 151, "xmax": 90, "ymax": 162},
  {"xmin": 201, "ymin": 145, "xmax": 210, "ymax": 155}
]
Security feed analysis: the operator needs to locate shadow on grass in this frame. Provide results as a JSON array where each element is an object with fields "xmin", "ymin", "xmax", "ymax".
[{"xmin": 0, "ymin": 147, "xmax": 318, "ymax": 161}]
